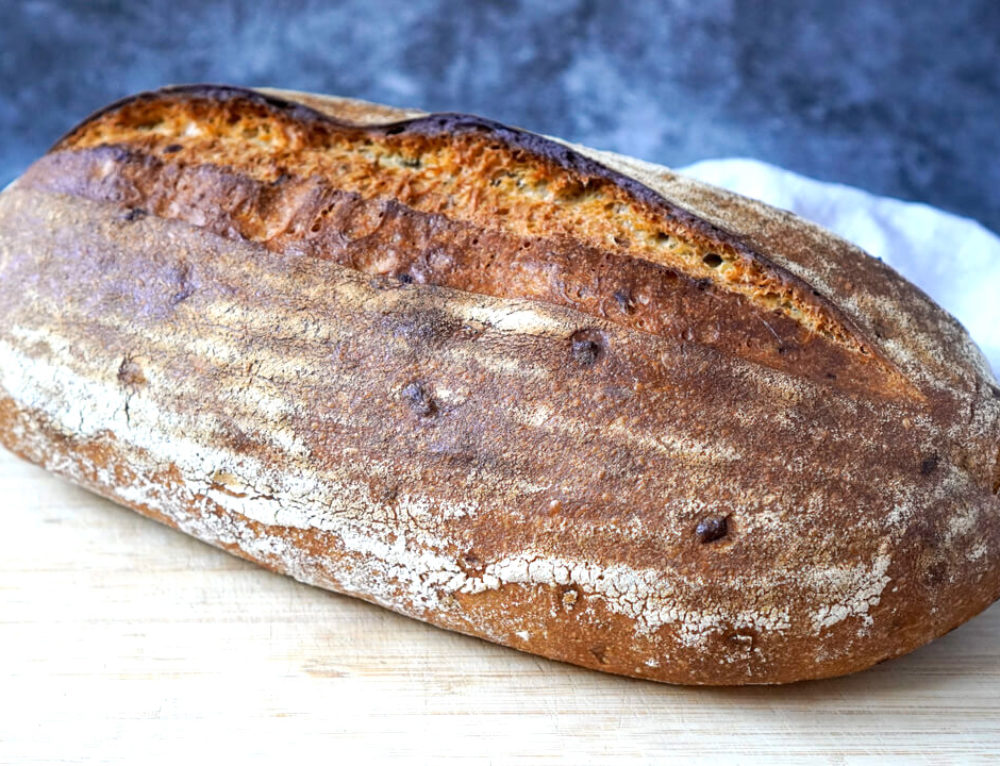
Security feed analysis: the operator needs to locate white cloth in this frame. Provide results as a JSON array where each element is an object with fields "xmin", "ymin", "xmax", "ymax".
[{"xmin": 679, "ymin": 158, "xmax": 1000, "ymax": 375}]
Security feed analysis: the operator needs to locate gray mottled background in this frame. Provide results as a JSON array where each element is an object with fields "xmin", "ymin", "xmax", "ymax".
[{"xmin": 2, "ymin": 0, "xmax": 998, "ymax": 232}]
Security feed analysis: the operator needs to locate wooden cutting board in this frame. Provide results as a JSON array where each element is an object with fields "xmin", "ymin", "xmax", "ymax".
[{"xmin": 1, "ymin": 448, "xmax": 998, "ymax": 764}]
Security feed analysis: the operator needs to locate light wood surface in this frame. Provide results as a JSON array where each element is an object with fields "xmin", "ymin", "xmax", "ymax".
[{"xmin": 1, "ymin": 449, "xmax": 998, "ymax": 765}]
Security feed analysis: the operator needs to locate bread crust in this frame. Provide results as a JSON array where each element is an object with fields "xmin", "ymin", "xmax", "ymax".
[{"xmin": 0, "ymin": 85, "xmax": 998, "ymax": 684}]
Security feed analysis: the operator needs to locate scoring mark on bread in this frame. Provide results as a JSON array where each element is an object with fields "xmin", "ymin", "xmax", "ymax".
[{"xmin": 39, "ymin": 85, "xmax": 913, "ymax": 397}]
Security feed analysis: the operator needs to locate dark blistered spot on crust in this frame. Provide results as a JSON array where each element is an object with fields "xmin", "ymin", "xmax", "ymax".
[
  {"xmin": 462, "ymin": 549, "xmax": 480, "ymax": 566},
  {"xmin": 118, "ymin": 207, "xmax": 147, "ymax": 222},
  {"xmin": 401, "ymin": 381, "xmax": 436, "ymax": 417},
  {"xmin": 572, "ymin": 340, "xmax": 600, "ymax": 366},
  {"xmin": 117, "ymin": 356, "xmax": 146, "ymax": 387},
  {"xmin": 570, "ymin": 329, "xmax": 603, "ymax": 367},
  {"xmin": 169, "ymin": 262, "xmax": 195, "ymax": 306},
  {"xmin": 612, "ymin": 289, "xmax": 632, "ymax": 314},
  {"xmin": 696, "ymin": 516, "xmax": 729, "ymax": 544},
  {"xmin": 589, "ymin": 644, "xmax": 608, "ymax": 664},
  {"xmin": 923, "ymin": 560, "xmax": 947, "ymax": 587},
  {"xmin": 457, "ymin": 320, "xmax": 486, "ymax": 341},
  {"xmin": 458, "ymin": 550, "xmax": 485, "ymax": 578},
  {"xmin": 920, "ymin": 454, "xmax": 940, "ymax": 476},
  {"xmin": 383, "ymin": 307, "xmax": 465, "ymax": 349}
]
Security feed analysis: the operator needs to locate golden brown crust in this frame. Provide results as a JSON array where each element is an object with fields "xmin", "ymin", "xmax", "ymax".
[
  {"xmin": 1, "ymin": 85, "xmax": 998, "ymax": 684},
  {"xmin": 44, "ymin": 85, "xmax": 908, "ymax": 397}
]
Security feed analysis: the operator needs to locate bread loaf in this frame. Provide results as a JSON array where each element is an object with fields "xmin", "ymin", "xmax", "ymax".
[{"xmin": 1, "ymin": 84, "xmax": 997, "ymax": 684}]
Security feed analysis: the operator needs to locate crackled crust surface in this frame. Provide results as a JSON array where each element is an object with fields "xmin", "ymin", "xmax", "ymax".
[{"xmin": 0, "ymin": 85, "xmax": 998, "ymax": 684}]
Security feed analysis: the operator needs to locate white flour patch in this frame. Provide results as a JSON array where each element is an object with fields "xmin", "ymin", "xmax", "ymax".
[
  {"xmin": 808, "ymin": 548, "xmax": 893, "ymax": 632},
  {"xmin": 446, "ymin": 301, "xmax": 569, "ymax": 337},
  {"xmin": 510, "ymin": 401, "xmax": 742, "ymax": 464}
]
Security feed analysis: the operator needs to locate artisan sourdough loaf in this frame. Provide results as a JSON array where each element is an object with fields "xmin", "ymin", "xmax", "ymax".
[{"xmin": 1, "ymin": 85, "xmax": 997, "ymax": 684}]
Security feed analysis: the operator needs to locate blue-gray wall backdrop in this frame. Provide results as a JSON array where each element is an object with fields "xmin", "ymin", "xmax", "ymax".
[{"xmin": 2, "ymin": 0, "xmax": 998, "ymax": 232}]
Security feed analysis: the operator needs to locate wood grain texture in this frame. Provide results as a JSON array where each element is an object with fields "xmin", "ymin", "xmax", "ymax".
[{"xmin": 1, "ymin": 449, "xmax": 998, "ymax": 765}]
